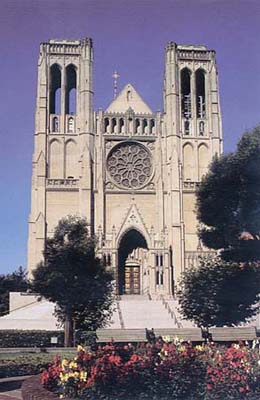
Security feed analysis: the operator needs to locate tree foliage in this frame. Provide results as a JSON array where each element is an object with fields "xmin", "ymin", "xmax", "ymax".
[
  {"xmin": 30, "ymin": 216, "xmax": 114, "ymax": 346},
  {"xmin": 177, "ymin": 256, "xmax": 260, "ymax": 328},
  {"xmin": 196, "ymin": 125, "xmax": 260, "ymax": 261},
  {"xmin": 0, "ymin": 266, "xmax": 28, "ymax": 315}
]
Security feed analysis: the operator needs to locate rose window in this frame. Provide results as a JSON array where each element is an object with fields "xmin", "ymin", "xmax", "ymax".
[{"xmin": 107, "ymin": 142, "xmax": 152, "ymax": 189}]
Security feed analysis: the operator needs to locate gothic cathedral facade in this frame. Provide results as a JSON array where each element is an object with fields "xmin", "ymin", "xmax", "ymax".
[{"xmin": 27, "ymin": 38, "xmax": 222, "ymax": 298}]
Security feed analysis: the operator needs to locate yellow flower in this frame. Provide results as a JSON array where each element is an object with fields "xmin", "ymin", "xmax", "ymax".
[
  {"xmin": 69, "ymin": 361, "xmax": 78, "ymax": 369},
  {"xmin": 77, "ymin": 344, "xmax": 85, "ymax": 352},
  {"xmin": 162, "ymin": 335, "xmax": 171, "ymax": 343},
  {"xmin": 61, "ymin": 359, "xmax": 69, "ymax": 369},
  {"xmin": 80, "ymin": 371, "xmax": 87, "ymax": 382}
]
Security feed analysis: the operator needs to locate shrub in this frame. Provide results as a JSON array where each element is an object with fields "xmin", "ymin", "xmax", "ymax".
[
  {"xmin": 42, "ymin": 340, "xmax": 260, "ymax": 400},
  {"xmin": 0, "ymin": 354, "xmax": 53, "ymax": 378},
  {"xmin": 0, "ymin": 330, "xmax": 64, "ymax": 348}
]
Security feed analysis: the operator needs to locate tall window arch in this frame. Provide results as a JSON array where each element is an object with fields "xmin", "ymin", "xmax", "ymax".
[
  {"xmin": 104, "ymin": 118, "xmax": 109, "ymax": 133},
  {"xmin": 65, "ymin": 140, "xmax": 78, "ymax": 178},
  {"xmin": 49, "ymin": 139, "xmax": 63, "ymax": 178},
  {"xmin": 111, "ymin": 118, "xmax": 117, "ymax": 134},
  {"xmin": 135, "ymin": 118, "xmax": 140, "ymax": 134},
  {"xmin": 143, "ymin": 119, "xmax": 148, "ymax": 134},
  {"xmin": 183, "ymin": 143, "xmax": 194, "ymax": 180},
  {"xmin": 65, "ymin": 64, "xmax": 77, "ymax": 114},
  {"xmin": 119, "ymin": 118, "xmax": 124, "ymax": 134},
  {"xmin": 181, "ymin": 68, "xmax": 191, "ymax": 118},
  {"xmin": 50, "ymin": 64, "xmax": 61, "ymax": 114},
  {"xmin": 196, "ymin": 69, "xmax": 206, "ymax": 118}
]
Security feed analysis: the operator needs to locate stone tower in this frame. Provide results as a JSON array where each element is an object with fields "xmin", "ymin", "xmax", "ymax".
[
  {"xmin": 27, "ymin": 38, "xmax": 94, "ymax": 272},
  {"xmin": 28, "ymin": 39, "xmax": 222, "ymax": 298}
]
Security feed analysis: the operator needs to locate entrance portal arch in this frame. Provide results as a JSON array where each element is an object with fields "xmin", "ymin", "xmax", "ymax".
[{"xmin": 118, "ymin": 229, "xmax": 148, "ymax": 295}]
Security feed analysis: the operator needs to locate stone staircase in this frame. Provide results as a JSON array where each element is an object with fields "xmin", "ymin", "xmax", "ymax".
[{"xmin": 107, "ymin": 298, "xmax": 182, "ymax": 329}]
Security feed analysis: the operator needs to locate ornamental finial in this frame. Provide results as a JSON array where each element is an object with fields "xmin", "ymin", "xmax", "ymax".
[{"xmin": 112, "ymin": 70, "xmax": 120, "ymax": 99}]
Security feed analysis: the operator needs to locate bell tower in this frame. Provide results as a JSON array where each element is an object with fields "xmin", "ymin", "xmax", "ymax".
[
  {"xmin": 164, "ymin": 42, "xmax": 223, "ymax": 283},
  {"xmin": 27, "ymin": 38, "xmax": 94, "ymax": 275}
]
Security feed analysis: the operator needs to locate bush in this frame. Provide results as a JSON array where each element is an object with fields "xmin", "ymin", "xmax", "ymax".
[
  {"xmin": 0, "ymin": 353, "xmax": 53, "ymax": 378},
  {"xmin": 0, "ymin": 330, "xmax": 64, "ymax": 348},
  {"xmin": 42, "ymin": 340, "xmax": 260, "ymax": 400}
]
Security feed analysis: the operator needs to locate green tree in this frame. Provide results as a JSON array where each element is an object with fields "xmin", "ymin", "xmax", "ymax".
[
  {"xmin": 177, "ymin": 256, "xmax": 260, "ymax": 328},
  {"xmin": 0, "ymin": 266, "xmax": 28, "ymax": 315},
  {"xmin": 196, "ymin": 125, "xmax": 260, "ymax": 261},
  {"xmin": 30, "ymin": 216, "xmax": 114, "ymax": 347}
]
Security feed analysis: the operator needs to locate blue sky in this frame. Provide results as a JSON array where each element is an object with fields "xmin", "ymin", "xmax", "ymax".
[{"xmin": 0, "ymin": 0, "xmax": 259, "ymax": 273}]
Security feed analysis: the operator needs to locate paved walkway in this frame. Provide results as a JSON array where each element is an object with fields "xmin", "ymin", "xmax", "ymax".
[{"xmin": 0, "ymin": 389, "xmax": 22, "ymax": 399}]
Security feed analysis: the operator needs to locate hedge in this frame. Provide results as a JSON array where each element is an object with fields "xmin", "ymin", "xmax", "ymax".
[
  {"xmin": 0, "ymin": 330, "xmax": 97, "ymax": 348},
  {"xmin": 0, "ymin": 354, "xmax": 54, "ymax": 379},
  {"xmin": 0, "ymin": 330, "xmax": 64, "ymax": 348}
]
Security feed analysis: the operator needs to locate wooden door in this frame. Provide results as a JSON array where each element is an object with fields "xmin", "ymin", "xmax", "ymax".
[{"xmin": 124, "ymin": 266, "xmax": 140, "ymax": 294}]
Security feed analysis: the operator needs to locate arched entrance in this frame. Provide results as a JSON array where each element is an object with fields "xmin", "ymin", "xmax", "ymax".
[{"xmin": 118, "ymin": 229, "xmax": 148, "ymax": 295}]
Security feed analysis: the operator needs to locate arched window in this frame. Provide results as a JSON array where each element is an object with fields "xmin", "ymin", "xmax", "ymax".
[
  {"xmin": 50, "ymin": 64, "xmax": 61, "ymax": 114},
  {"xmin": 160, "ymin": 272, "xmax": 164, "ymax": 285},
  {"xmin": 119, "ymin": 118, "xmax": 124, "ymax": 134},
  {"xmin": 143, "ymin": 119, "xmax": 148, "ymax": 134},
  {"xmin": 183, "ymin": 143, "xmax": 194, "ymax": 180},
  {"xmin": 198, "ymin": 144, "xmax": 208, "ymax": 180},
  {"xmin": 111, "ymin": 118, "xmax": 117, "ymax": 133},
  {"xmin": 68, "ymin": 117, "xmax": 74, "ymax": 133},
  {"xmin": 127, "ymin": 90, "xmax": 132, "ymax": 101},
  {"xmin": 199, "ymin": 121, "xmax": 205, "ymax": 135},
  {"xmin": 135, "ymin": 118, "xmax": 140, "ymax": 134},
  {"xmin": 49, "ymin": 139, "xmax": 63, "ymax": 178},
  {"xmin": 53, "ymin": 117, "xmax": 59, "ymax": 132},
  {"xmin": 65, "ymin": 65, "xmax": 77, "ymax": 114},
  {"xmin": 156, "ymin": 270, "xmax": 160, "ymax": 285},
  {"xmin": 196, "ymin": 69, "xmax": 206, "ymax": 118},
  {"xmin": 184, "ymin": 119, "xmax": 190, "ymax": 135},
  {"xmin": 181, "ymin": 68, "xmax": 191, "ymax": 118},
  {"xmin": 65, "ymin": 140, "xmax": 78, "ymax": 178},
  {"xmin": 104, "ymin": 118, "xmax": 109, "ymax": 133},
  {"xmin": 150, "ymin": 119, "xmax": 155, "ymax": 134}
]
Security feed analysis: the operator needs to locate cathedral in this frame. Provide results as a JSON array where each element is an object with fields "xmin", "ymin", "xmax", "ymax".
[{"xmin": 27, "ymin": 38, "xmax": 222, "ymax": 298}]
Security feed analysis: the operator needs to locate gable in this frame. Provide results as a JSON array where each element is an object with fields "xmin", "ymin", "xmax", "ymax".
[{"xmin": 106, "ymin": 83, "xmax": 153, "ymax": 114}]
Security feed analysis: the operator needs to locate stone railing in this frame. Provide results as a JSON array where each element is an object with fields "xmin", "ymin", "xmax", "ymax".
[
  {"xmin": 46, "ymin": 179, "xmax": 79, "ymax": 189},
  {"xmin": 178, "ymin": 50, "xmax": 211, "ymax": 60},
  {"xmin": 183, "ymin": 181, "xmax": 200, "ymax": 190},
  {"xmin": 185, "ymin": 250, "xmax": 216, "ymax": 268}
]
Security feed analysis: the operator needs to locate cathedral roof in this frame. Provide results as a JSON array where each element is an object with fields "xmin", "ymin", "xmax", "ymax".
[{"xmin": 106, "ymin": 83, "xmax": 153, "ymax": 114}]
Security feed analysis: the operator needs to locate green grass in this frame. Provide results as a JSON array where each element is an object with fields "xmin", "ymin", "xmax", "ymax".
[
  {"xmin": 0, "ymin": 350, "xmax": 76, "ymax": 361},
  {"xmin": 0, "ymin": 350, "xmax": 77, "ymax": 378}
]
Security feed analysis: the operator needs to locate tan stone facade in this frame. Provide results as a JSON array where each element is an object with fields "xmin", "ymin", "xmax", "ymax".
[{"xmin": 27, "ymin": 39, "xmax": 222, "ymax": 297}]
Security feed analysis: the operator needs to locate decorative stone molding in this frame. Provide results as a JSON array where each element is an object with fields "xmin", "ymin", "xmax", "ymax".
[
  {"xmin": 183, "ymin": 181, "xmax": 200, "ymax": 190},
  {"xmin": 116, "ymin": 203, "xmax": 150, "ymax": 247},
  {"xmin": 185, "ymin": 250, "xmax": 216, "ymax": 268},
  {"xmin": 46, "ymin": 179, "xmax": 79, "ymax": 189}
]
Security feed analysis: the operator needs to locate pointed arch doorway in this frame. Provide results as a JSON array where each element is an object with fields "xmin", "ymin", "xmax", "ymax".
[{"xmin": 118, "ymin": 229, "xmax": 148, "ymax": 295}]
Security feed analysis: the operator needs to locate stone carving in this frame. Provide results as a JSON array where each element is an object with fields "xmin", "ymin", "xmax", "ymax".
[{"xmin": 107, "ymin": 142, "xmax": 152, "ymax": 189}]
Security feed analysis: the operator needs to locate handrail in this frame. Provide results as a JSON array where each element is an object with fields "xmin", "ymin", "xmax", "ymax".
[
  {"xmin": 143, "ymin": 288, "xmax": 152, "ymax": 300},
  {"xmin": 160, "ymin": 295, "xmax": 182, "ymax": 328},
  {"xmin": 0, "ymin": 299, "xmax": 41, "ymax": 318},
  {"xmin": 116, "ymin": 301, "xmax": 125, "ymax": 329}
]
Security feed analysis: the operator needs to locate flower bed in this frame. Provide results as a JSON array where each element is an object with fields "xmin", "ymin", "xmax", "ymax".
[{"xmin": 41, "ymin": 339, "xmax": 260, "ymax": 399}]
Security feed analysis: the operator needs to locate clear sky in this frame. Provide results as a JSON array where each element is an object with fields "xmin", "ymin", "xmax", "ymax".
[{"xmin": 0, "ymin": 0, "xmax": 259, "ymax": 274}]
